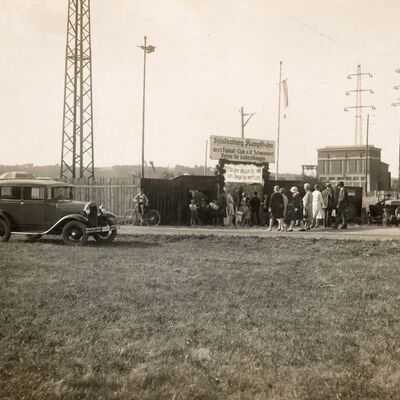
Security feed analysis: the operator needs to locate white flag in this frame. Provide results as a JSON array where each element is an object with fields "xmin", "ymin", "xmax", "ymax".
[{"xmin": 282, "ymin": 79, "xmax": 288, "ymax": 108}]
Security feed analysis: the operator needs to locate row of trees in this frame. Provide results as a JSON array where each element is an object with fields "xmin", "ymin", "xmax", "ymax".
[{"xmin": 0, "ymin": 164, "xmax": 214, "ymax": 180}]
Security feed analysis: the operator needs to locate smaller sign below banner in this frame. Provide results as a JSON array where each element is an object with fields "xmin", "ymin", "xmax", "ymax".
[{"xmin": 224, "ymin": 163, "xmax": 263, "ymax": 184}]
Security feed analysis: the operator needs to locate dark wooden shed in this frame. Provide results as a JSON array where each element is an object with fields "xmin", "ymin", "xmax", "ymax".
[{"xmin": 141, "ymin": 175, "xmax": 222, "ymax": 225}]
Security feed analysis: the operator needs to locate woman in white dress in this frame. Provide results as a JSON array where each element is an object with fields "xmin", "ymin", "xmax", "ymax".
[
  {"xmin": 302, "ymin": 183, "xmax": 313, "ymax": 230},
  {"xmin": 312, "ymin": 184, "xmax": 325, "ymax": 228}
]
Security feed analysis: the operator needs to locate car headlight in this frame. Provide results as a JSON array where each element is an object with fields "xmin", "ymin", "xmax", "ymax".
[{"xmin": 84, "ymin": 203, "xmax": 91, "ymax": 216}]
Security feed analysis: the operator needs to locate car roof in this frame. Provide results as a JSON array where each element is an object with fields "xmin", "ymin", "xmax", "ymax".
[
  {"xmin": 0, "ymin": 171, "xmax": 35, "ymax": 179},
  {"xmin": 385, "ymin": 200, "xmax": 400, "ymax": 205},
  {"xmin": 0, "ymin": 179, "xmax": 74, "ymax": 187}
]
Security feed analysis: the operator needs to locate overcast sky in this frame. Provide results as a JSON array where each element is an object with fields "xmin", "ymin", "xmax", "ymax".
[{"xmin": 1, "ymin": 0, "xmax": 400, "ymax": 175}]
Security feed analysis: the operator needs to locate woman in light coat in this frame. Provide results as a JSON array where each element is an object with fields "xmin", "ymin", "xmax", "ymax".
[
  {"xmin": 302, "ymin": 183, "xmax": 313, "ymax": 230},
  {"xmin": 312, "ymin": 184, "xmax": 325, "ymax": 228}
]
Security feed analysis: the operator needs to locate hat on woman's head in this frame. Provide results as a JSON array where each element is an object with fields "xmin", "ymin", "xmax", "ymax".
[{"xmin": 290, "ymin": 186, "xmax": 298, "ymax": 193}]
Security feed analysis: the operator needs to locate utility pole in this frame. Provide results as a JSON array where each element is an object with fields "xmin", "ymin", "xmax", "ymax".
[
  {"xmin": 138, "ymin": 36, "xmax": 156, "ymax": 179},
  {"xmin": 60, "ymin": 0, "xmax": 94, "ymax": 180},
  {"xmin": 345, "ymin": 64, "xmax": 374, "ymax": 145},
  {"xmin": 204, "ymin": 139, "xmax": 208, "ymax": 176},
  {"xmin": 392, "ymin": 68, "xmax": 400, "ymax": 189},
  {"xmin": 240, "ymin": 106, "xmax": 255, "ymax": 138},
  {"xmin": 275, "ymin": 61, "xmax": 283, "ymax": 180},
  {"xmin": 365, "ymin": 114, "xmax": 370, "ymax": 194}
]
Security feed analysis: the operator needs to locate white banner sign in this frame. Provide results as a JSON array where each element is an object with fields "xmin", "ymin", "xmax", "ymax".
[
  {"xmin": 224, "ymin": 163, "xmax": 263, "ymax": 184},
  {"xmin": 210, "ymin": 135, "xmax": 275, "ymax": 163}
]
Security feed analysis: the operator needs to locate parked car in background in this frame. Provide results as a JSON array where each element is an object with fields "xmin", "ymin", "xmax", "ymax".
[
  {"xmin": 0, "ymin": 171, "xmax": 35, "ymax": 180},
  {"xmin": 368, "ymin": 198, "xmax": 400, "ymax": 226},
  {"xmin": 0, "ymin": 178, "xmax": 117, "ymax": 245}
]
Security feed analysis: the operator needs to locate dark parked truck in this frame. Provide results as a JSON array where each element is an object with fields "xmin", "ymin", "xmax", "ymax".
[{"xmin": 0, "ymin": 179, "xmax": 117, "ymax": 245}]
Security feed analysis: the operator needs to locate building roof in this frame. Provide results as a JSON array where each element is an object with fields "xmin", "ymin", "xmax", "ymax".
[{"xmin": 317, "ymin": 145, "xmax": 381, "ymax": 152}]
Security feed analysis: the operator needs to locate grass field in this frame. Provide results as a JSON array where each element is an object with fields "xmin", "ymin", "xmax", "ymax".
[{"xmin": 1, "ymin": 234, "xmax": 400, "ymax": 399}]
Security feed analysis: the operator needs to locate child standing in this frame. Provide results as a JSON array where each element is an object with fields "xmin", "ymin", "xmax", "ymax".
[
  {"xmin": 242, "ymin": 202, "xmax": 251, "ymax": 226},
  {"xmin": 189, "ymin": 199, "xmax": 198, "ymax": 226}
]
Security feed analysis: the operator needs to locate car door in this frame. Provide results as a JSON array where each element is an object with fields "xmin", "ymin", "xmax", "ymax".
[
  {"xmin": 19, "ymin": 186, "xmax": 48, "ymax": 230},
  {"xmin": 0, "ymin": 185, "xmax": 24, "ymax": 227}
]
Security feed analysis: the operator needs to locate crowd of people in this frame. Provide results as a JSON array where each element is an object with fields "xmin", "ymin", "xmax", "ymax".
[
  {"xmin": 266, "ymin": 182, "xmax": 349, "ymax": 231},
  {"xmin": 187, "ymin": 188, "xmax": 262, "ymax": 227},
  {"xmin": 187, "ymin": 181, "xmax": 350, "ymax": 231}
]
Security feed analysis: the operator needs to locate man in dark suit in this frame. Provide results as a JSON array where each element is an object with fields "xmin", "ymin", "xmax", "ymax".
[
  {"xmin": 322, "ymin": 183, "xmax": 334, "ymax": 227},
  {"xmin": 336, "ymin": 181, "xmax": 349, "ymax": 229},
  {"xmin": 250, "ymin": 191, "xmax": 261, "ymax": 226}
]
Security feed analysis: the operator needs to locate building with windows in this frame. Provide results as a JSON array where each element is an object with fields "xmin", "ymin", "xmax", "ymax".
[{"xmin": 317, "ymin": 145, "xmax": 391, "ymax": 192}]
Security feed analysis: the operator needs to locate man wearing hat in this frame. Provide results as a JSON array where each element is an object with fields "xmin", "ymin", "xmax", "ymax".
[
  {"xmin": 336, "ymin": 181, "xmax": 349, "ymax": 229},
  {"xmin": 250, "ymin": 191, "xmax": 261, "ymax": 226},
  {"xmin": 322, "ymin": 182, "xmax": 334, "ymax": 227}
]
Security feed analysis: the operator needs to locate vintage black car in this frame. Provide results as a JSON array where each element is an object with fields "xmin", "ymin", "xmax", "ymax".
[
  {"xmin": 368, "ymin": 199, "xmax": 400, "ymax": 226},
  {"xmin": 0, "ymin": 179, "xmax": 117, "ymax": 245}
]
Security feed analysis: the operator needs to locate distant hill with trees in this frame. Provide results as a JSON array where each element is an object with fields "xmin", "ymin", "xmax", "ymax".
[
  {"xmin": 0, "ymin": 163, "xmax": 305, "ymax": 181},
  {"xmin": 0, "ymin": 164, "xmax": 214, "ymax": 180}
]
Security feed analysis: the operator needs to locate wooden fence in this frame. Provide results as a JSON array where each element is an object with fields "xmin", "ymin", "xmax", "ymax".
[{"xmin": 66, "ymin": 177, "xmax": 139, "ymax": 216}]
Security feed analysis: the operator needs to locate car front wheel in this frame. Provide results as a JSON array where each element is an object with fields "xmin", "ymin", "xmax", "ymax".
[
  {"xmin": 93, "ymin": 225, "xmax": 117, "ymax": 244},
  {"xmin": 62, "ymin": 221, "xmax": 88, "ymax": 246},
  {"xmin": 0, "ymin": 218, "xmax": 11, "ymax": 242}
]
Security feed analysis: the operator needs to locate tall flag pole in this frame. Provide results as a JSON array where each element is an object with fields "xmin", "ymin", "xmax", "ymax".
[
  {"xmin": 138, "ymin": 36, "xmax": 156, "ymax": 179},
  {"xmin": 275, "ymin": 61, "xmax": 283, "ymax": 180}
]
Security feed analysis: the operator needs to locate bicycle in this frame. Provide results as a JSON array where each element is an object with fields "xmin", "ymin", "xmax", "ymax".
[{"xmin": 123, "ymin": 201, "xmax": 161, "ymax": 227}]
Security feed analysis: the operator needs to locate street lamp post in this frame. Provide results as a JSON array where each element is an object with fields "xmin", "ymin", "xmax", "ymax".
[
  {"xmin": 240, "ymin": 106, "xmax": 255, "ymax": 138},
  {"xmin": 138, "ymin": 36, "xmax": 156, "ymax": 179},
  {"xmin": 393, "ymin": 69, "xmax": 400, "ymax": 190}
]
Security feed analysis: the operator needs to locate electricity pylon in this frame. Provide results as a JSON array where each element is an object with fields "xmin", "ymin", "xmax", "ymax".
[
  {"xmin": 60, "ymin": 0, "xmax": 94, "ymax": 179},
  {"xmin": 344, "ymin": 64, "xmax": 374, "ymax": 146}
]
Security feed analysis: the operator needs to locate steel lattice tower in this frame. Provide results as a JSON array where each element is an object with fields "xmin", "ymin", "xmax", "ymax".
[
  {"xmin": 60, "ymin": 0, "xmax": 94, "ymax": 179},
  {"xmin": 355, "ymin": 64, "xmax": 362, "ymax": 145},
  {"xmin": 345, "ymin": 64, "xmax": 374, "ymax": 146}
]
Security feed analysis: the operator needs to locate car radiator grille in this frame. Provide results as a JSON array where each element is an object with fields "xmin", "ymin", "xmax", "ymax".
[{"xmin": 87, "ymin": 204, "xmax": 98, "ymax": 226}]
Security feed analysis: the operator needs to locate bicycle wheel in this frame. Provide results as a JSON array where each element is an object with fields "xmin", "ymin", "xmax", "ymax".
[
  {"xmin": 144, "ymin": 209, "xmax": 161, "ymax": 227},
  {"xmin": 123, "ymin": 209, "xmax": 138, "ymax": 225}
]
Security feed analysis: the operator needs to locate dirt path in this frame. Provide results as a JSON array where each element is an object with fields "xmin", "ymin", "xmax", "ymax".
[{"xmin": 119, "ymin": 224, "xmax": 400, "ymax": 242}]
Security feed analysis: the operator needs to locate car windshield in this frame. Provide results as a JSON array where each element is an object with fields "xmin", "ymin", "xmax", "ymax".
[{"xmin": 50, "ymin": 186, "xmax": 73, "ymax": 201}]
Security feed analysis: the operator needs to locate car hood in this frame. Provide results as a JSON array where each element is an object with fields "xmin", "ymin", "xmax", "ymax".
[{"xmin": 56, "ymin": 201, "xmax": 94, "ymax": 214}]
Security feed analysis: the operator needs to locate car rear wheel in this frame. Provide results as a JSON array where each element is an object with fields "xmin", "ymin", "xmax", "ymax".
[
  {"xmin": 62, "ymin": 221, "xmax": 88, "ymax": 246},
  {"xmin": 0, "ymin": 218, "xmax": 11, "ymax": 242}
]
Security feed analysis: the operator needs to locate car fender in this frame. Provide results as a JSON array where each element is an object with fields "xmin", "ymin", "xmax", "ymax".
[
  {"xmin": 48, "ymin": 214, "xmax": 89, "ymax": 232},
  {"xmin": 99, "ymin": 211, "xmax": 117, "ymax": 227},
  {"xmin": 103, "ymin": 211, "xmax": 117, "ymax": 220},
  {"xmin": 10, "ymin": 214, "xmax": 89, "ymax": 236}
]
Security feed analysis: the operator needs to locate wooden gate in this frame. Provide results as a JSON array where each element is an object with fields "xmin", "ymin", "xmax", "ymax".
[{"xmin": 66, "ymin": 177, "xmax": 139, "ymax": 217}]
